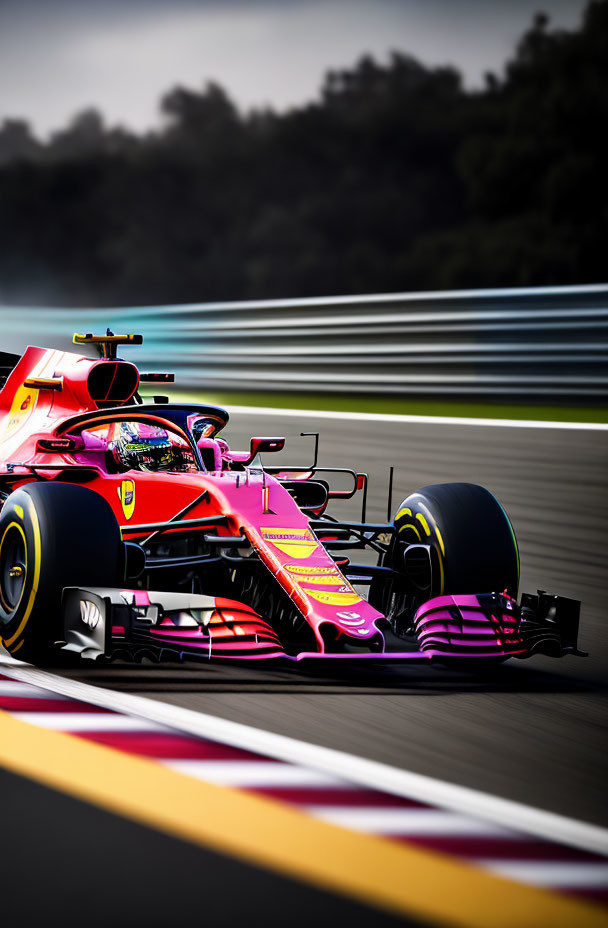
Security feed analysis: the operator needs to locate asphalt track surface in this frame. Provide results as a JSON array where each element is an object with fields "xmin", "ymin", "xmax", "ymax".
[
  {"xmin": 49, "ymin": 411, "xmax": 608, "ymax": 831},
  {"xmin": 0, "ymin": 765, "xmax": 414, "ymax": 928}
]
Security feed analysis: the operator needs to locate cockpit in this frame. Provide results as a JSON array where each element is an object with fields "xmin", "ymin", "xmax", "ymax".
[
  {"xmin": 54, "ymin": 403, "xmax": 284, "ymax": 476},
  {"xmin": 78, "ymin": 420, "xmax": 199, "ymax": 473},
  {"xmin": 62, "ymin": 405, "xmax": 229, "ymax": 474}
]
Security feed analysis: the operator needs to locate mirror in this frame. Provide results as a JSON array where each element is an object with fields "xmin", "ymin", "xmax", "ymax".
[
  {"xmin": 36, "ymin": 437, "xmax": 83, "ymax": 453},
  {"xmin": 249, "ymin": 437, "xmax": 285, "ymax": 458}
]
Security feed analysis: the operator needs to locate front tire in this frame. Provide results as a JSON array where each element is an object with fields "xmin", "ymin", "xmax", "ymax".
[
  {"xmin": 393, "ymin": 482, "xmax": 519, "ymax": 599},
  {"xmin": 0, "ymin": 482, "xmax": 123, "ymax": 662}
]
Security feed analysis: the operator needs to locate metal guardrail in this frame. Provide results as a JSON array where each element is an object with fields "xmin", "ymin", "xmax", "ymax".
[{"xmin": 0, "ymin": 284, "xmax": 607, "ymax": 400}]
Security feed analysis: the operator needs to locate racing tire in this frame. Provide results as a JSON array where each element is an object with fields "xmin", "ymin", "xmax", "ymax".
[
  {"xmin": 392, "ymin": 482, "xmax": 519, "ymax": 599},
  {"xmin": 0, "ymin": 482, "xmax": 123, "ymax": 663}
]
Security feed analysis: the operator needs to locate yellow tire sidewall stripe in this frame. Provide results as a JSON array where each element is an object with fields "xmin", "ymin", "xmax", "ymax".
[
  {"xmin": 397, "ymin": 501, "xmax": 445, "ymax": 595},
  {"xmin": 3, "ymin": 501, "xmax": 42, "ymax": 648},
  {"xmin": 0, "ymin": 521, "xmax": 27, "ymax": 613},
  {"xmin": 416, "ymin": 502, "xmax": 446, "ymax": 595}
]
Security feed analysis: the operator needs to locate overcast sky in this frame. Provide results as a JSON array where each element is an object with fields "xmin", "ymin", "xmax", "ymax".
[{"xmin": 0, "ymin": 0, "xmax": 589, "ymax": 137}]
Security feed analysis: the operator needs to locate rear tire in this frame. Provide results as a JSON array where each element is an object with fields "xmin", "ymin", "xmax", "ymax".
[{"xmin": 0, "ymin": 482, "xmax": 123, "ymax": 662}]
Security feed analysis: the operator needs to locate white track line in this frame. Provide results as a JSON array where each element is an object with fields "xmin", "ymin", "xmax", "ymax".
[
  {"xmin": 480, "ymin": 862, "xmax": 608, "ymax": 888},
  {"xmin": 306, "ymin": 807, "xmax": 514, "ymax": 837},
  {"xmin": 3, "ymin": 661, "xmax": 608, "ymax": 857},
  {"xmin": 0, "ymin": 681, "xmax": 68, "ymax": 698},
  {"xmin": 7, "ymin": 710, "xmax": 167, "ymax": 732},
  {"xmin": 163, "ymin": 759, "xmax": 343, "ymax": 788},
  {"xmin": 223, "ymin": 404, "xmax": 608, "ymax": 431}
]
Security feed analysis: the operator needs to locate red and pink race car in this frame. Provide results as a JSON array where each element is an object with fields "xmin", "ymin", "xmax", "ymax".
[{"xmin": 0, "ymin": 332, "xmax": 582, "ymax": 667}]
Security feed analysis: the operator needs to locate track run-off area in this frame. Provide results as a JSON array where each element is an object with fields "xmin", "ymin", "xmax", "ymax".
[{"xmin": 1, "ymin": 408, "xmax": 607, "ymax": 927}]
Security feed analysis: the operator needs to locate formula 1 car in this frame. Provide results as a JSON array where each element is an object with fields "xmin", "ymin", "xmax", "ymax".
[{"xmin": 0, "ymin": 333, "xmax": 583, "ymax": 666}]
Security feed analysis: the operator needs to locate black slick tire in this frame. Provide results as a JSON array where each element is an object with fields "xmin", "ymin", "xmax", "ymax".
[
  {"xmin": 0, "ymin": 482, "xmax": 123, "ymax": 662},
  {"xmin": 393, "ymin": 482, "xmax": 519, "ymax": 598}
]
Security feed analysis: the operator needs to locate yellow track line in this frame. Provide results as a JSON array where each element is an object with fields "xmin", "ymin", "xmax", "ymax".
[{"xmin": 0, "ymin": 711, "xmax": 605, "ymax": 928}]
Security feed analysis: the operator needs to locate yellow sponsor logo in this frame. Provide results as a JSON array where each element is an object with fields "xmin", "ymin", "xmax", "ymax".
[
  {"xmin": 262, "ymin": 528, "xmax": 313, "ymax": 539},
  {"xmin": 261, "ymin": 527, "xmax": 317, "ymax": 559},
  {"xmin": 302, "ymin": 589, "xmax": 362, "ymax": 607},
  {"xmin": 5, "ymin": 384, "xmax": 37, "ymax": 436},
  {"xmin": 117, "ymin": 479, "xmax": 136, "ymax": 520},
  {"xmin": 292, "ymin": 574, "xmax": 344, "ymax": 586},
  {"xmin": 3, "ymin": 350, "xmax": 63, "ymax": 439},
  {"xmin": 285, "ymin": 564, "xmax": 338, "ymax": 575}
]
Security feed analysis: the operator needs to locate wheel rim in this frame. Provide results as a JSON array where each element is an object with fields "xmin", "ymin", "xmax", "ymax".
[{"xmin": 0, "ymin": 524, "xmax": 27, "ymax": 614}]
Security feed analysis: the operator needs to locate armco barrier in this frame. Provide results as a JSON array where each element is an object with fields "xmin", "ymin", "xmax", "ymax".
[{"xmin": 0, "ymin": 284, "xmax": 607, "ymax": 400}]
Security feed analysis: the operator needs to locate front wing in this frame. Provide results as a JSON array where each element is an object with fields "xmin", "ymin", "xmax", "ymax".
[{"xmin": 61, "ymin": 587, "xmax": 583, "ymax": 664}]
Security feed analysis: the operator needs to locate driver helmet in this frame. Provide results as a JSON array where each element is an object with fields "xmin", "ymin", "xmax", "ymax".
[{"xmin": 112, "ymin": 421, "xmax": 172, "ymax": 472}]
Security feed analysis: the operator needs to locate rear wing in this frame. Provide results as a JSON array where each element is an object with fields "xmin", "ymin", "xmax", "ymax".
[
  {"xmin": 73, "ymin": 331, "xmax": 174, "ymax": 381},
  {"xmin": 73, "ymin": 332, "xmax": 143, "ymax": 360}
]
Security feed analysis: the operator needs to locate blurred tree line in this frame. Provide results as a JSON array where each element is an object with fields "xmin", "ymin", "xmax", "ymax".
[{"xmin": 0, "ymin": 1, "xmax": 606, "ymax": 306}]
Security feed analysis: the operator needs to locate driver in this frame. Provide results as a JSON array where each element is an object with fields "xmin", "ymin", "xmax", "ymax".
[{"xmin": 111, "ymin": 421, "xmax": 173, "ymax": 472}]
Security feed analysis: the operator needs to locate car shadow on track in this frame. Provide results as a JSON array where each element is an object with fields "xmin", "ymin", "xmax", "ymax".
[{"xmin": 51, "ymin": 658, "xmax": 604, "ymax": 697}]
